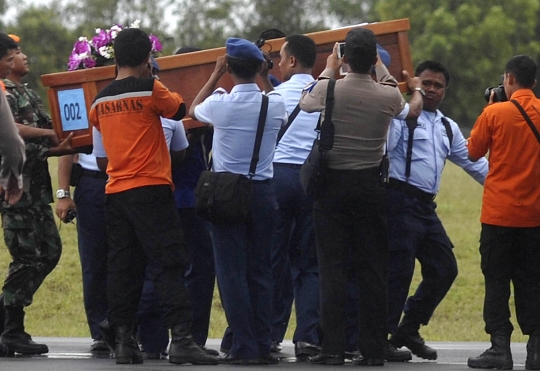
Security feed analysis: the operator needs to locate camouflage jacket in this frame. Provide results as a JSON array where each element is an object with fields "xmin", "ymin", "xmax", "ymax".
[{"xmin": 1, "ymin": 79, "xmax": 53, "ymax": 208}]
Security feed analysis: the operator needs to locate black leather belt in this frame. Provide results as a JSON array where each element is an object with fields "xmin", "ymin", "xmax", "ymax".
[
  {"xmin": 82, "ymin": 169, "xmax": 108, "ymax": 180},
  {"xmin": 387, "ymin": 178, "xmax": 436, "ymax": 203},
  {"xmin": 274, "ymin": 162, "xmax": 303, "ymax": 170}
]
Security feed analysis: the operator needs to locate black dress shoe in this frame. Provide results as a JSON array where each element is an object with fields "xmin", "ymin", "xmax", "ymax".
[
  {"xmin": 270, "ymin": 340, "xmax": 283, "ymax": 353},
  {"xmin": 219, "ymin": 353, "xmax": 259, "ymax": 365},
  {"xmin": 90, "ymin": 339, "xmax": 110, "ymax": 353},
  {"xmin": 259, "ymin": 354, "xmax": 279, "ymax": 364},
  {"xmin": 201, "ymin": 346, "xmax": 219, "ymax": 356},
  {"xmin": 390, "ymin": 330, "xmax": 437, "ymax": 360},
  {"xmin": 295, "ymin": 341, "xmax": 321, "ymax": 360},
  {"xmin": 352, "ymin": 355, "xmax": 384, "ymax": 366},
  {"xmin": 308, "ymin": 353, "xmax": 345, "ymax": 365},
  {"xmin": 385, "ymin": 342, "xmax": 412, "ymax": 362}
]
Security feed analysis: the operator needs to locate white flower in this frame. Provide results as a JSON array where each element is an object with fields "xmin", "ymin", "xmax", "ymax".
[
  {"xmin": 98, "ymin": 46, "xmax": 113, "ymax": 59},
  {"xmin": 130, "ymin": 19, "xmax": 141, "ymax": 28}
]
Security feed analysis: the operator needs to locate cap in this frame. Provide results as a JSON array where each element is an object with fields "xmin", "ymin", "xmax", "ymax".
[
  {"xmin": 226, "ymin": 37, "xmax": 264, "ymax": 62},
  {"xmin": 8, "ymin": 34, "xmax": 20, "ymax": 43},
  {"xmin": 377, "ymin": 44, "xmax": 391, "ymax": 68},
  {"xmin": 150, "ymin": 56, "xmax": 160, "ymax": 72},
  {"xmin": 345, "ymin": 28, "xmax": 377, "ymax": 61}
]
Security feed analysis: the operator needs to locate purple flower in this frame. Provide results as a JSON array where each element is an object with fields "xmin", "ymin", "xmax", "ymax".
[
  {"xmin": 67, "ymin": 52, "xmax": 81, "ymax": 71},
  {"xmin": 92, "ymin": 29, "xmax": 111, "ymax": 50},
  {"xmin": 149, "ymin": 34, "xmax": 162, "ymax": 53},
  {"xmin": 66, "ymin": 21, "xmax": 162, "ymax": 70},
  {"xmin": 73, "ymin": 37, "xmax": 91, "ymax": 55},
  {"xmin": 83, "ymin": 57, "xmax": 96, "ymax": 69}
]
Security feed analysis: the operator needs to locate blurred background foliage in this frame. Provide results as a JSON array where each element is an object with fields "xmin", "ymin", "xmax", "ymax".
[{"xmin": 2, "ymin": 0, "xmax": 540, "ymax": 126}]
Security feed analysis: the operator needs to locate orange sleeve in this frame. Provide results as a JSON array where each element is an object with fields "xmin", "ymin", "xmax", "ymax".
[{"xmin": 150, "ymin": 80, "xmax": 185, "ymax": 120}]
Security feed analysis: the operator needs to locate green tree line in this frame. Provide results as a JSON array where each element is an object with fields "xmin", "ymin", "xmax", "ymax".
[{"xmin": 2, "ymin": 0, "xmax": 540, "ymax": 126}]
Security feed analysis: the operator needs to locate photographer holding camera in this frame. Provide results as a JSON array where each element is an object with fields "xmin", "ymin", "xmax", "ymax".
[{"xmin": 467, "ymin": 55, "xmax": 540, "ymax": 371}]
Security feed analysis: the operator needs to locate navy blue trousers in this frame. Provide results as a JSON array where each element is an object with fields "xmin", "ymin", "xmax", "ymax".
[
  {"xmin": 74, "ymin": 174, "xmax": 108, "ymax": 341},
  {"xmin": 179, "ymin": 208, "xmax": 215, "ymax": 346},
  {"xmin": 386, "ymin": 188, "xmax": 457, "ymax": 335},
  {"xmin": 211, "ymin": 181, "xmax": 277, "ymax": 360},
  {"xmin": 270, "ymin": 164, "xmax": 320, "ymax": 345}
]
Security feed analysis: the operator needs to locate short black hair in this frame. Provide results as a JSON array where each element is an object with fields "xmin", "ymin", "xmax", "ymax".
[
  {"xmin": 345, "ymin": 28, "xmax": 377, "ymax": 73},
  {"xmin": 227, "ymin": 57, "xmax": 262, "ymax": 80},
  {"xmin": 505, "ymin": 55, "xmax": 537, "ymax": 89},
  {"xmin": 415, "ymin": 60, "xmax": 451, "ymax": 87},
  {"xmin": 175, "ymin": 46, "xmax": 202, "ymax": 55},
  {"xmin": 258, "ymin": 28, "xmax": 285, "ymax": 41},
  {"xmin": 284, "ymin": 34, "xmax": 316, "ymax": 69},
  {"xmin": 0, "ymin": 32, "xmax": 18, "ymax": 59},
  {"xmin": 113, "ymin": 28, "xmax": 152, "ymax": 68}
]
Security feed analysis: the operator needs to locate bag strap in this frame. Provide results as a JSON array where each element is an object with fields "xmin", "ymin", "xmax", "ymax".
[
  {"xmin": 248, "ymin": 94, "xmax": 269, "ymax": 179},
  {"xmin": 510, "ymin": 99, "xmax": 540, "ymax": 144},
  {"xmin": 404, "ymin": 117, "xmax": 417, "ymax": 179},
  {"xmin": 276, "ymin": 104, "xmax": 300, "ymax": 144},
  {"xmin": 441, "ymin": 117, "xmax": 453, "ymax": 146},
  {"xmin": 318, "ymin": 79, "xmax": 336, "ymax": 151},
  {"xmin": 404, "ymin": 115, "xmax": 454, "ymax": 179}
]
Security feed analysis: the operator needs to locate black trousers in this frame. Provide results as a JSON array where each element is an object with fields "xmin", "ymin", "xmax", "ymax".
[
  {"xmin": 313, "ymin": 167, "xmax": 388, "ymax": 359},
  {"xmin": 480, "ymin": 224, "xmax": 540, "ymax": 336},
  {"xmin": 104, "ymin": 185, "xmax": 191, "ymax": 328}
]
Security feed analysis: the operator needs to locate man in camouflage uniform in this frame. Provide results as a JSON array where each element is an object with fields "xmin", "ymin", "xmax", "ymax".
[{"xmin": 0, "ymin": 36, "xmax": 76, "ymax": 355}]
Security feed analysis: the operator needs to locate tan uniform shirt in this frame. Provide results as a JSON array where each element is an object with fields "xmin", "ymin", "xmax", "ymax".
[{"xmin": 300, "ymin": 66, "xmax": 405, "ymax": 170}]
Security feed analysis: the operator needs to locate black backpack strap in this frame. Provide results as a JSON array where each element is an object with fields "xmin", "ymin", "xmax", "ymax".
[
  {"xmin": 248, "ymin": 94, "xmax": 269, "ymax": 178},
  {"xmin": 276, "ymin": 104, "xmax": 301, "ymax": 144},
  {"xmin": 319, "ymin": 79, "xmax": 336, "ymax": 151},
  {"xmin": 441, "ymin": 117, "xmax": 453, "ymax": 146},
  {"xmin": 404, "ymin": 117, "xmax": 417, "ymax": 179},
  {"xmin": 510, "ymin": 99, "xmax": 540, "ymax": 144}
]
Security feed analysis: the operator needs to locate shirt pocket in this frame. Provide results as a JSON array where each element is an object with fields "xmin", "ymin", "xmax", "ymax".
[{"xmin": 402, "ymin": 127, "xmax": 431, "ymax": 161}]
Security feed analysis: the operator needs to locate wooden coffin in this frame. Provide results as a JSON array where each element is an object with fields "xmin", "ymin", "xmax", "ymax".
[{"xmin": 41, "ymin": 18, "xmax": 412, "ymax": 147}]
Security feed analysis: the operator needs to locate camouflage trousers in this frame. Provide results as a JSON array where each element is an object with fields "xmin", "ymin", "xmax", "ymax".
[{"xmin": 1, "ymin": 205, "xmax": 62, "ymax": 307}]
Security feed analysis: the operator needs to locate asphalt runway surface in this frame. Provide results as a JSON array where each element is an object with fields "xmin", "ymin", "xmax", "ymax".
[{"xmin": 0, "ymin": 338, "xmax": 532, "ymax": 370}]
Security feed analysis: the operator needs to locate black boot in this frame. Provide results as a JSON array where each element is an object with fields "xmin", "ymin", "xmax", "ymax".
[
  {"xmin": 467, "ymin": 334, "xmax": 512, "ymax": 370},
  {"xmin": 1, "ymin": 305, "xmax": 48, "ymax": 355},
  {"xmin": 169, "ymin": 323, "xmax": 219, "ymax": 365},
  {"xmin": 385, "ymin": 339, "xmax": 412, "ymax": 362},
  {"xmin": 114, "ymin": 324, "xmax": 143, "ymax": 364},
  {"xmin": 390, "ymin": 317, "xmax": 437, "ymax": 360},
  {"xmin": 526, "ymin": 335, "xmax": 540, "ymax": 370},
  {"xmin": 98, "ymin": 319, "xmax": 115, "ymax": 353}
]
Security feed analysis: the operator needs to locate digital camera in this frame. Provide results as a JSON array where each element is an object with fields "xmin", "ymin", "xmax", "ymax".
[
  {"xmin": 64, "ymin": 209, "xmax": 77, "ymax": 223},
  {"xmin": 484, "ymin": 85, "xmax": 508, "ymax": 103}
]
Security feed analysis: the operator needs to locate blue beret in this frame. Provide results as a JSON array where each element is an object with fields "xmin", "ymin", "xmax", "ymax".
[
  {"xmin": 226, "ymin": 37, "xmax": 264, "ymax": 62},
  {"xmin": 377, "ymin": 44, "xmax": 391, "ymax": 68}
]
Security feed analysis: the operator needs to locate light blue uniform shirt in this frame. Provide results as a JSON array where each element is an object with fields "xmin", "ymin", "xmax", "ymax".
[
  {"xmin": 273, "ymin": 74, "xmax": 321, "ymax": 164},
  {"xmin": 387, "ymin": 109, "xmax": 488, "ymax": 194},
  {"xmin": 194, "ymin": 83, "xmax": 287, "ymax": 180},
  {"xmin": 161, "ymin": 118, "xmax": 188, "ymax": 151}
]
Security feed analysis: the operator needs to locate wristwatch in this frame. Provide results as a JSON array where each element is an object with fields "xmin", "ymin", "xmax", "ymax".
[
  {"xmin": 56, "ymin": 189, "xmax": 70, "ymax": 199},
  {"xmin": 413, "ymin": 87, "xmax": 426, "ymax": 97}
]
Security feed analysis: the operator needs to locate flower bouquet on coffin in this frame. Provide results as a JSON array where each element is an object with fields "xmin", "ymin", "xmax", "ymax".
[{"xmin": 67, "ymin": 20, "xmax": 162, "ymax": 71}]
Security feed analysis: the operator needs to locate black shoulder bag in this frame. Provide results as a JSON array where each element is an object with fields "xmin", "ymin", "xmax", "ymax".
[
  {"xmin": 299, "ymin": 79, "xmax": 336, "ymax": 200},
  {"xmin": 194, "ymin": 95, "xmax": 269, "ymax": 224}
]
